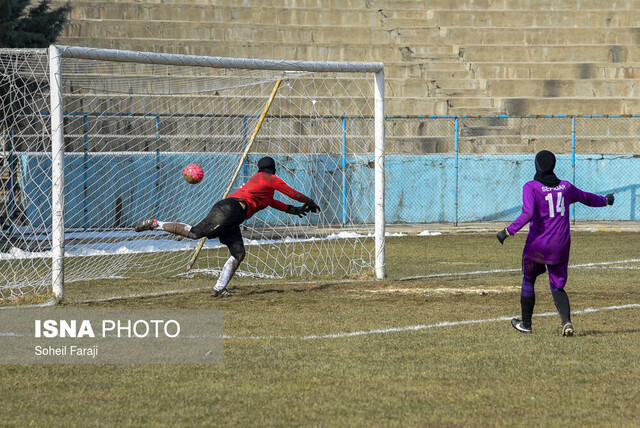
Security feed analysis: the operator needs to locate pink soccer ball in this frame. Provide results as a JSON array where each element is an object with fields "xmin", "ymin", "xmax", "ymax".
[{"xmin": 183, "ymin": 164, "xmax": 204, "ymax": 184}]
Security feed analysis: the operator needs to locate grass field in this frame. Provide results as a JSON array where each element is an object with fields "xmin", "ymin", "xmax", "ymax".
[{"xmin": 1, "ymin": 231, "xmax": 639, "ymax": 426}]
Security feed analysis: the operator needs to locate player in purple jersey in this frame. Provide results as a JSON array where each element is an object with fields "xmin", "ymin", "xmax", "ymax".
[{"xmin": 496, "ymin": 150, "xmax": 614, "ymax": 336}]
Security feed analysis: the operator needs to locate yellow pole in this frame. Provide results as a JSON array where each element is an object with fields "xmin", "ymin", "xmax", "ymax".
[{"xmin": 186, "ymin": 77, "xmax": 283, "ymax": 272}]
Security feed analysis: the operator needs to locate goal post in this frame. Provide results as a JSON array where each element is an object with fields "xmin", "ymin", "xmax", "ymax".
[
  {"xmin": 1, "ymin": 45, "xmax": 386, "ymax": 302},
  {"xmin": 49, "ymin": 45, "xmax": 64, "ymax": 301},
  {"xmin": 374, "ymin": 70, "xmax": 385, "ymax": 280}
]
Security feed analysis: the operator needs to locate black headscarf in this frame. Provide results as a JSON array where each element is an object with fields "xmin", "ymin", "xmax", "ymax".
[
  {"xmin": 533, "ymin": 150, "xmax": 561, "ymax": 187},
  {"xmin": 257, "ymin": 156, "xmax": 276, "ymax": 175}
]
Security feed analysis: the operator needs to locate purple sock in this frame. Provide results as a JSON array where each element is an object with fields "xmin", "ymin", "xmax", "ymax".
[
  {"xmin": 521, "ymin": 278, "xmax": 535, "ymax": 298},
  {"xmin": 520, "ymin": 278, "xmax": 536, "ymax": 329}
]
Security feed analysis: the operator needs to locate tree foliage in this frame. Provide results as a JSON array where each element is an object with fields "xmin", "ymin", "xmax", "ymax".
[{"xmin": 0, "ymin": 0, "xmax": 71, "ymax": 48}]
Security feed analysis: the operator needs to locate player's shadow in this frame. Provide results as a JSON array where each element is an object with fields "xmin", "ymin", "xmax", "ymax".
[
  {"xmin": 244, "ymin": 289, "xmax": 285, "ymax": 295},
  {"xmin": 578, "ymin": 329, "xmax": 640, "ymax": 336},
  {"xmin": 243, "ymin": 283, "xmax": 334, "ymax": 295}
]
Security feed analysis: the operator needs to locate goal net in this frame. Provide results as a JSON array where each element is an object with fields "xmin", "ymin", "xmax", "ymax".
[{"xmin": 0, "ymin": 46, "xmax": 385, "ymax": 301}]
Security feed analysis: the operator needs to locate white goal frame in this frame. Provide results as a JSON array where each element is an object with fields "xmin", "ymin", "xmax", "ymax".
[{"xmin": 48, "ymin": 45, "xmax": 386, "ymax": 301}]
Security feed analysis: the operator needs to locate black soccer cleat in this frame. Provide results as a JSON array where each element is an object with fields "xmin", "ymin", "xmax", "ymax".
[
  {"xmin": 562, "ymin": 322, "xmax": 575, "ymax": 337},
  {"xmin": 134, "ymin": 219, "xmax": 157, "ymax": 232},
  {"xmin": 211, "ymin": 289, "xmax": 233, "ymax": 298},
  {"xmin": 511, "ymin": 318, "xmax": 532, "ymax": 334}
]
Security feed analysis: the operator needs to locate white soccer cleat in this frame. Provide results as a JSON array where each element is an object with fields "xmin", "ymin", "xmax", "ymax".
[
  {"xmin": 511, "ymin": 318, "xmax": 532, "ymax": 334},
  {"xmin": 211, "ymin": 289, "xmax": 233, "ymax": 298},
  {"xmin": 562, "ymin": 322, "xmax": 575, "ymax": 337}
]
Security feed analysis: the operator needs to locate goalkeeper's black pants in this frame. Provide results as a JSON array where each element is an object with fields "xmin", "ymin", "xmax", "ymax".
[{"xmin": 166, "ymin": 198, "xmax": 247, "ymax": 262}]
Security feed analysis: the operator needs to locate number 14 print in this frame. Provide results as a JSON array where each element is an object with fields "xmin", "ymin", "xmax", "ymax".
[{"xmin": 545, "ymin": 192, "xmax": 565, "ymax": 217}]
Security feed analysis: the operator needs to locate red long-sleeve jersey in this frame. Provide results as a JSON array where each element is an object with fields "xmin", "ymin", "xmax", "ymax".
[{"xmin": 228, "ymin": 172, "xmax": 311, "ymax": 219}]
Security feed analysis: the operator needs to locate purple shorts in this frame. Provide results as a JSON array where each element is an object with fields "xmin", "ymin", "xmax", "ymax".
[{"xmin": 522, "ymin": 256, "xmax": 568, "ymax": 291}]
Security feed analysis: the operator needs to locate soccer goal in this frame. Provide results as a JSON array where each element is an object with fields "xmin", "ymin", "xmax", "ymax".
[{"xmin": 0, "ymin": 46, "xmax": 385, "ymax": 301}]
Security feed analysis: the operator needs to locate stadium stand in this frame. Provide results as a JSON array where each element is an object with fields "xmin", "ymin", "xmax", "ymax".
[{"xmin": 51, "ymin": 0, "xmax": 640, "ymax": 149}]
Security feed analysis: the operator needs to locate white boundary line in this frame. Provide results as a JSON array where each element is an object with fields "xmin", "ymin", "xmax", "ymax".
[
  {"xmin": 224, "ymin": 303, "xmax": 640, "ymax": 340},
  {"xmin": 0, "ymin": 299, "xmax": 57, "ymax": 310},
  {"xmin": 398, "ymin": 258, "xmax": 640, "ymax": 281}
]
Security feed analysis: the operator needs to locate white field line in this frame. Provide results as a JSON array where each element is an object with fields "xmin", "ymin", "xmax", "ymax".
[
  {"xmin": 224, "ymin": 303, "xmax": 640, "ymax": 340},
  {"xmin": 0, "ymin": 299, "xmax": 57, "ymax": 310},
  {"xmin": 398, "ymin": 258, "xmax": 640, "ymax": 281},
  {"xmin": 359, "ymin": 286, "xmax": 520, "ymax": 295},
  {"xmin": 582, "ymin": 266, "xmax": 640, "ymax": 270}
]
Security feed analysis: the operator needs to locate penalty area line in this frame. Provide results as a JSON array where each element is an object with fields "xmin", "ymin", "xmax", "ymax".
[{"xmin": 224, "ymin": 303, "xmax": 640, "ymax": 340}]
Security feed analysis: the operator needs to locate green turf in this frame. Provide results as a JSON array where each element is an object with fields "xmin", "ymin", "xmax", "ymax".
[{"xmin": 1, "ymin": 232, "xmax": 639, "ymax": 426}]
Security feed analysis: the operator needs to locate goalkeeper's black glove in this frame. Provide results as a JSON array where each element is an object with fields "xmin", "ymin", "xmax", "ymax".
[
  {"xmin": 286, "ymin": 205, "xmax": 308, "ymax": 218},
  {"xmin": 497, "ymin": 228, "xmax": 509, "ymax": 245},
  {"xmin": 305, "ymin": 199, "xmax": 321, "ymax": 214},
  {"xmin": 606, "ymin": 193, "xmax": 615, "ymax": 206}
]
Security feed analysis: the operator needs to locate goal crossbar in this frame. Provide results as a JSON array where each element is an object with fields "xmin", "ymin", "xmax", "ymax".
[{"xmin": 56, "ymin": 45, "xmax": 384, "ymax": 74}]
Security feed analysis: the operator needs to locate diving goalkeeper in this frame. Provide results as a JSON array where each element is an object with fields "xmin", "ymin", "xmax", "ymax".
[
  {"xmin": 496, "ymin": 150, "xmax": 614, "ymax": 336},
  {"xmin": 134, "ymin": 156, "xmax": 320, "ymax": 297}
]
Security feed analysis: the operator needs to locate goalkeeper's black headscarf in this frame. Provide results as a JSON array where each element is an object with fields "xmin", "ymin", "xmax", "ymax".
[
  {"xmin": 257, "ymin": 156, "xmax": 276, "ymax": 175},
  {"xmin": 534, "ymin": 150, "xmax": 561, "ymax": 188}
]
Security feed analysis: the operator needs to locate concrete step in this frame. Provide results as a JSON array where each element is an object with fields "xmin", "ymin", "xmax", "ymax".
[
  {"xmin": 459, "ymin": 117, "xmax": 517, "ymax": 126},
  {"xmin": 424, "ymin": 70, "xmax": 474, "ymax": 79},
  {"xmin": 387, "ymin": 79, "xmax": 429, "ymax": 97},
  {"xmin": 457, "ymin": 139, "xmax": 640, "ymax": 155},
  {"xmin": 384, "ymin": 62, "xmax": 471, "ymax": 78},
  {"xmin": 457, "ymin": 142, "xmax": 542, "ymax": 154},
  {"xmin": 461, "ymin": 45, "xmax": 640, "ymax": 63},
  {"xmin": 574, "ymin": 138, "xmax": 640, "ymax": 153},
  {"xmin": 423, "ymin": 0, "xmax": 640, "ymax": 10},
  {"xmin": 366, "ymin": 0, "xmax": 428, "ymax": 10},
  {"xmin": 386, "ymin": 97, "xmax": 449, "ymax": 115},
  {"xmin": 446, "ymin": 97, "xmax": 495, "ymax": 108},
  {"xmin": 60, "ymin": 3, "xmax": 382, "ymax": 27},
  {"xmin": 386, "ymin": 28, "xmax": 443, "ymax": 44},
  {"xmin": 61, "ymin": 20, "xmax": 394, "ymax": 45},
  {"xmin": 459, "ymin": 124, "xmax": 525, "ymax": 137},
  {"xmin": 53, "ymin": 0, "xmax": 392, "ymax": 9},
  {"xmin": 435, "ymin": 88, "xmax": 488, "ymax": 98},
  {"xmin": 488, "ymin": 79, "xmax": 640, "ymax": 98},
  {"xmin": 443, "ymin": 27, "xmax": 640, "ymax": 45},
  {"xmin": 447, "ymin": 106, "xmax": 503, "ymax": 116},
  {"xmin": 471, "ymin": 62, "xmax": 640, "ymax": 79},
  {"xmin": 399, "ymin": 46, "xmax": 460, "ymax": 62},
  {"xmin": 378, "ymin": 17, "xmax": 437, "ymax": 29},
  {"xmin": 408, "ymin": 45, "xmax": 457, "ymax": 56},
  {"xmin": 389, "ymin": 59, "xmax": 468, "ymax": 70},
  {"xmin": 385, "ymin": 136, "xmax": 455, "ymax": 154},
  {"xmin": 459, "ymin": 136, "xmax": 543, "ymax": 146},
  {"xmin": 376, "ymin": 8, "xmax": 430, "ymax": 20},
  {"xmin": 385, "ymin": 118, "xmax": 456, "ymax": 137},
  {"xmin": 430, "ymin": 10, "xmax": 640, "ymax": 27},
  {"xmin": 501, "ymin": 97, "xmax": 640, "ymax": 115},
  {"xmin": 432, "ymin": 79, "xmax": 484, "ymax": 89}
]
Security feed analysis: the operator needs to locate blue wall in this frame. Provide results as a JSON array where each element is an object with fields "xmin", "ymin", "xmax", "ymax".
[{"xmin": 18, "ymin": 153, "xmax": 640, "ymax": 229}]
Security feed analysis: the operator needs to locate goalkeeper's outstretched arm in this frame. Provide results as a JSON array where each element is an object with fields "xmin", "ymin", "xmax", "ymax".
[{"xmin": 269, "ymin": 175, "xmax": 321, "ymax": 215}]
